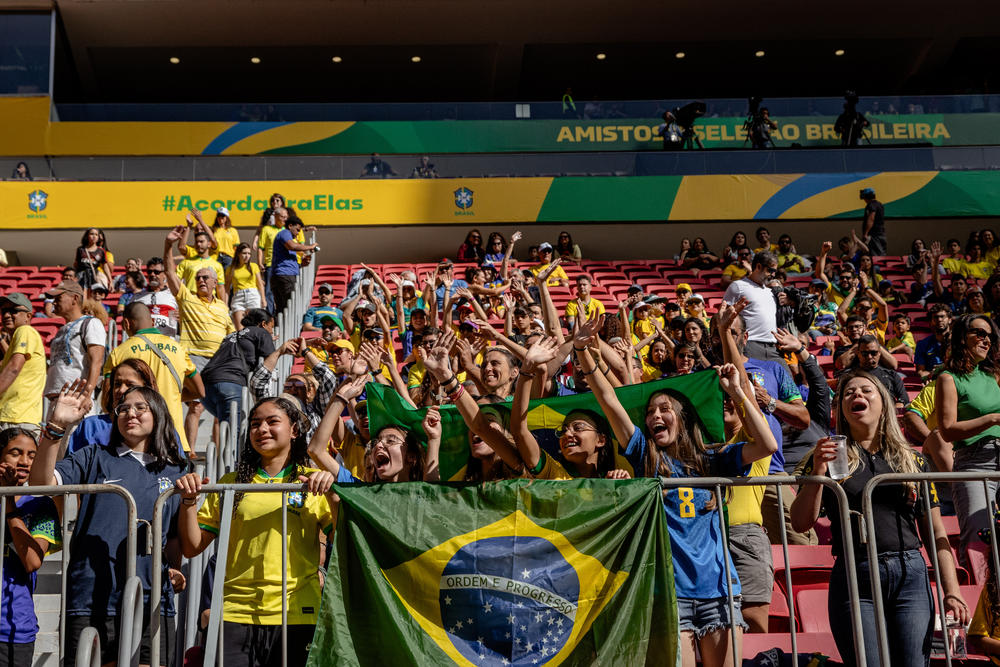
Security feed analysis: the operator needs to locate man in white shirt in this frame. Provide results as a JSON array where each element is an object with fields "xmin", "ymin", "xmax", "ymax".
[
  {"xmin": 723, "ymin": 250, "xmax": 782, "ymax": 363},
  {"xmin": 43, "ymin": 280, "xmax": 107, "ymax": 408},
  {"xmin": 131, "ymin": 256, "xmax": 179, "ymax": 337}
]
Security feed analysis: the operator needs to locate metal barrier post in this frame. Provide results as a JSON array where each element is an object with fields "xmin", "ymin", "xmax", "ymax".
[
  {"xmin": 773, "ymin": 483, "xmax": 798, "ymax": 657},
  {"xmin": 118, "ymin": 576, "xmax": 144, "ymax": 667},
  {"xmin": 75, "ymin": 626, "xmax": 102, "ymax": 667},
  {"xmin": 150, "ymin": 483, "xmax": 316, "ymax": 667},
  {"xmin": 863, "ymin": 470, "xmax": 1000, "ymax": 666},
  {"xmin": 658, "ymin": 475, "xmax": 866, "ymax": 666}
]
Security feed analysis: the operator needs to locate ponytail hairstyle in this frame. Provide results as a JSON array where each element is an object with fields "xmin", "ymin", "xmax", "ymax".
[
  {"xmin": 240, "ymin": 308, "xmax": 273, "ymax": 330},
  {"xmin": 111, "ymin": 386, "xmax": 185, "ymax": 471},
  {"xmin": 233, "ymin": 397, "xmax": 310, "ymax": 510}
]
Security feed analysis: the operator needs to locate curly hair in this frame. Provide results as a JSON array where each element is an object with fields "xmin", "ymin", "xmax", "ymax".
[{"xmin": 233, "ymin": 397, "xmax": 311, "ymax": 510}]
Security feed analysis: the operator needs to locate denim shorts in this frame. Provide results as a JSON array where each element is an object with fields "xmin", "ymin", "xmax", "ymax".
[{"xmin": 677, "ymin": 596, "xmax": 748, "ymax": 638}]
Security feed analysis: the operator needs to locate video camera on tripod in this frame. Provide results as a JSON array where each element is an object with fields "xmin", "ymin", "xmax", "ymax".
[{"xmin": 659, "ymin": 101, "xmax": 706, "ymax": 150}]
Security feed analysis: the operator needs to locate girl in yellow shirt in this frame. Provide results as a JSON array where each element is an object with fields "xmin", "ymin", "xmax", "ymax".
[
  {"xmin": 225, "ymin": 243, "xmax": 266, "ymax": 329},
  {"xmin": 212, "ymin": 208, "xmax": 241, "ymax": 269}
]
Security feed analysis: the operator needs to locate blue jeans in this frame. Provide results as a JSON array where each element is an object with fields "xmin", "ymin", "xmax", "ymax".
[
  {"xmin": 828, "ymin": 549, "xmax": 933, "ymax": 667},
  {"xmin": 202, "ymin": 381, "xmax": 245, "ymax": 437},
  {"xmin": 264, "ymin": 265, "xmax": 275, "ymax": 314}
]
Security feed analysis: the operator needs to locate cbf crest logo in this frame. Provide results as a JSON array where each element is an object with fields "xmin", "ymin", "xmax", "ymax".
[
  {"xmin": 157, "ymin": 477, "xmax": 173, "ymax": 493},
  {"xmin": 286, "ymin": 491, "xmax": 305, "ymax": 508},
  {"xmin": 454, "ymin": 187, "xmax": 474, "ymax": 210},
  {"xmin": 383, "ymin": 510, "xmax": 626, "ymax": 666},
  {"xmin": 28, "ymin": 189, "xmax": 48, "ymax": 213}
]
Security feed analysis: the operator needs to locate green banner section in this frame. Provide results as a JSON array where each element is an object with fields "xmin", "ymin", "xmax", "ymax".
[
  {"xmin": 366, "ymin": 370, "xmax": 724, "ymax": 482},
  {"xmin": 309, "ymin": 478, "xmax": 676, "ymax": 667},
  {"xmin": 263, "ymin": 113, "xmax": 997, "ymax": 154}
]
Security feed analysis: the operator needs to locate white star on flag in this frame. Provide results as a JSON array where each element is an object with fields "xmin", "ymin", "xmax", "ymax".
[
  {"xmin": 444, "ymin": 595, "xmax": 452, "ymax": 605},
  {"xmin": 483, "ymin": 602, "xmax": 492, "ymax": 613},
  {"xmin": 508, "ymin": 614, "xmax": 516, "ymax": 624},
  {"xmin": 521, "ymin": 568, "xmax": 531, "ymax": 579}
]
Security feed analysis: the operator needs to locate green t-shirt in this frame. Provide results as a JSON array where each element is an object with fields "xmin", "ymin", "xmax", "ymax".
[{"xmin": 944, "ymin": 366, "xmax": 1000, "ymax": 448}]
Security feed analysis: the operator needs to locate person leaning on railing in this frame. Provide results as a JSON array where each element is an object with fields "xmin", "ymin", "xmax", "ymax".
[
  {"xmin": 30, "ymin": 381, "xmax": 189, "ymax": 667},
  {"xmin": 791, "ymin": 369, "xmax": 969, "ymax": 666}
]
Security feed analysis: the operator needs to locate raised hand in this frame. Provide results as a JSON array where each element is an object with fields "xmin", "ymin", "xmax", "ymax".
[
  {"xmin": 716, "ymin": 363, "xmax": 743, "ymax": 398},
  {"xmin": 821, "ymin": 241, "xmax": 833, "ymax": 255},
  {"xmin": 772, "ymin": 327, "xmax": 802, "ymax": 353},
  {"xmin": 523, "ymin": 336, "xmax": 560, "ymax": 373},
  {"xmin": 537, "ymin": 257, "xmax": 562, "ymax": 282},
  {"xmin": 500, "ymin": 293, "xmax": 515, "ymax": 311},
  {"xmin": 358, "ymin": 341, "xmax": 383, "ymax": 371},
  {"xmin": 455, "ymin": 286, "xmax": 474, "ymax": 300},
  {"xmin": 511, "ymin": 231, "xmax": 523, "ymax": 244},
  {"xmin": 47, "ymin": 380, "xmax": 92, "ymax": 431},
  {"xmin": 281, "ymin": 338, "xmax": 302, "ymax": 356},
  {"xmin": 717, "ymin": 298, "xmax": 749, "ymax": 332},
  {"xmin": 387, "ymin": 273, "xmax": 403, "ymax": 287},
  {"xmin": 858, "ymin": 271, "xmax": 870, "ymax": 290},
  {"xmin": 190, "ymin": 208, "xmax": 204, "ymax": 224},
  {"xmin": 335, "ymin": 374, "xmax": 368, "ymax": 402},
  {"xmin": 422, "ymin": 406, "xmax": 442, "ymax": 441},
  {"xmin": 166, "ymin": 225, "xmax": 185, "ymax": 244},
  {"xmin": 574, "ymin": 310, "xmax": 605, "ymax": 348},
  {"xmin": 424, "ymin": 329, "xmax": 457, "ymax": 377},
  {"xmin": 470, "ymin": 318, "xmax": 498, "ymax": 340},
  {"xmin": 930, "ymin": 240, "xmax": 942, "ymax": 262},
  {"xmin": 612, "ymin": 338, "xmax": 631, "ymax": 360}
]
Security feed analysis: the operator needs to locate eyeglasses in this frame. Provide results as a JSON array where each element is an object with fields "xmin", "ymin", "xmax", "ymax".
[
  {"xmin": 0, "ymin": 307, "xmax": 27, "ymax": 315},
  {"xmin": 115, "ymin": 402, "xmax": 150, "ymax": 417},
  {"xmin": 372, "ymin": 435, "xmax": 406, "ymax": 448},
  {"xmin": 145, "ymin": 269, "xmax": 164, "ymax": 275},
  {"xmin": 284, "ymin": 380, "xmax": 306, "ymax": 390},
  {"xmin": 555, "ymin": 421, "xmax": 598, "ymax": 438},
  {"xmin": 195, "ymin": 275, "xmax": 214, "ymax": 282},
  {"xmin": 969, "ymin": 328, "xmax": 991, "ymax": 339}
]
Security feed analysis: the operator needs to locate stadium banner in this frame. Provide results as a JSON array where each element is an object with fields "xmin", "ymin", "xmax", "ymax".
[
  {"xmin": 0, "ymin": 99, "xmax": 997, "ymax": 155},
  {"xmin": 309, "ymin": 478, "xmax": 677, "ymax": 667},
  {"xmin": 4, "ymin": 170, "xmax": 1000, "ymax": 228},
  {"xmin": 366, "ymin": 371, "xmax": 724, "ymax": 482}
]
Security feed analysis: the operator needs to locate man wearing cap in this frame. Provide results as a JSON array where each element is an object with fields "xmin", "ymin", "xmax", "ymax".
[
  {"xmin": 175, "ymin": 209, "xmax": 225, "ymax": 300},
  {"xmin": 674, "ymin": 283, "xmax": 692, "ymax": 303},
  {"xmin": 301, "ymin": 284, "xmax": 344, "ymax": 332},
  {"xmin": 859, "ymin": 187, "xmax": 886, "ymax": 256},
  {"xmin": 164, "ymin": 226, "xmax": 235, "ymax": 450},
  {"xmin": 723, "ymin": 250, "xmax": 782, "ymax": 363},
  {"xmin": 685, "ymin": 293, "xmax": 710, "ymax": 328},
  {"xmin": 132, "ymin": 256, "xmax": 179, "ymax": 337},
  {"xmin": 270, "ymin": 214, "xmax": 317, "ymax": 315},
  {"xmin": 0, "ymin": 294, "xmax": 45, "ymax": 435},
  {"xmin": 303, "ymin": 316, "xmax": 345, "ymax": 371},
  {"xmin": 43, "ymin": 280, "xmax": 107, "ymax": 407},
  {"xmin": 531, "ymin": 243, "xmax": 569, "ymax": 289},
  {"xmin": 564, "ymin": 275, "xmax": 605, "ymax": 330}
]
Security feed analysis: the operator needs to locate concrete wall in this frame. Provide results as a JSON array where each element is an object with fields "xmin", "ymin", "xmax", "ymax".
[{"xmin": 0, "ymin": 218, "xmax": 992, "ymax": 268}]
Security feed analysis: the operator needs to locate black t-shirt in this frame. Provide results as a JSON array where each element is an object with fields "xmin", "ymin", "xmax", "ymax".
[
  {"xmin": 202, "ymin": 327, "xmax": 275, "ymax": 385},
  {"xmin": 868, "ymin": 365, "xmax": 907, "ymax": 406},
  {"xmin": 865, "ymin": 200, "xmax": 885, "ymax": 239},
  {"xmin": 799, "ymin": 448, "xmax": 937, "ymax": 559}
]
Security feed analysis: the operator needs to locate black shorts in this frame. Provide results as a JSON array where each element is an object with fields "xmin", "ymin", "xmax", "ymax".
[
  {"xmin": 0, "ymin": 641, "xmax": 33, "ymax": 667},
  {"xmin": 65, "ymin": 610, "xmax": 175, "ymax": 666},
  {"xmin": 220, "ymin": 622, "xmax": 316, "ymax": 667}
]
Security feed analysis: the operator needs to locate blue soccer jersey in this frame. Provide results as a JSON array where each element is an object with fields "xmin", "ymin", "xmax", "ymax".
[{"xmin": 625, "ymin": 427, "xmax": 747, "ymax": 600}]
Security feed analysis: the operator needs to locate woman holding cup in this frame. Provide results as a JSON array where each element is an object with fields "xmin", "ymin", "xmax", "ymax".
[{"xmin": 791, "ymin": 369, "xmax": 968, "ymax": 666}]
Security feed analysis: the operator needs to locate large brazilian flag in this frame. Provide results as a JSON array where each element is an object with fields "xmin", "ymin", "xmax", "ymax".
[
  {"xmin": 307, "ymin": 478, "xmax": 676, "ymax": 666},
  {"xmin": 366, "ymin": 369, "xmax": 724, "ymax": 482}
]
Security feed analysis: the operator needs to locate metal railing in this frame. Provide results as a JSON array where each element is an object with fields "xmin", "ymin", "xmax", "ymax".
[
  {"xmin": 148, "ymin": 484, "xmax": 308, "ymax": 667},
  {"xmin": 659, "ymin": 475, "xmax": 866, "ymax": 665},
  {"xmin": 862, "ymin": 471, "xmax": 1000, "ymax": 666},
  {"xmin": 0, "ymin": 485, "xmax": 138, "ymax": 666}
]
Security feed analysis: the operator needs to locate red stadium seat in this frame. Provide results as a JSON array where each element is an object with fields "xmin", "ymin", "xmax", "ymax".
[{"xmin": 796, "ymin": 589, "xmax": 831, "ymax": 633}]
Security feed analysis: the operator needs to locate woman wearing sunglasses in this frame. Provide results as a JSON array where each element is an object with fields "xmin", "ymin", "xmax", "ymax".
[
  {"xmin": 30, "ymin": 382, "xmax": 188, "ymax": 666},
  {"xmin": 937, "ymin": 314, "xmax": 1000, "ymax": 584}
]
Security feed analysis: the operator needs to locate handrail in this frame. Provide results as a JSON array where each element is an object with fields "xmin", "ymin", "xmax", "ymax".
[{"xmin": 862, "ymin": 471, "xmax": 1000, "ymax": 667}]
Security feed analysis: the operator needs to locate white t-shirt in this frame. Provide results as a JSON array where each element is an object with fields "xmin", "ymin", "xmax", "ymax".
[
  {"xmin": 44, "ymin": 315, "xmax": 107, "ymax": 396},
  {"xmin": 723, "ymin": 276, "xmax": 777, "ymax": 343},
  {"xmin": 133, "ymin": 289, "xmax": 179, "ymax": 337}
]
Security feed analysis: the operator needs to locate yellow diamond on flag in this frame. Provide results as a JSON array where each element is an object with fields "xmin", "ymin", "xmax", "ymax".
[{"xmin": 382, "ymin": 510, "xmax": 628, "ymax": 666}]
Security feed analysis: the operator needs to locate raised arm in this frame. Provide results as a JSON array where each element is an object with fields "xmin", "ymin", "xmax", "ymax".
[
  {"xmin": 572, "ymin": 312, "xmax": 635, "ymax": 448},
  {"xmin": 836, "ymin": 287, "xmax": 857, "ymax": 326},
  {"xmin": 814, "ymin": 241, "xmax": 832, "ymax": 285},
  {"xmin": 29, "ymin": 381, "xmax": 91, "ymax": 487},
  {"xmin": 501, "ymin": 231, "xmax": 522, "ymax": 281},
  {"xmin": 307, "ymin": 375, "xmax": 368, "ymax": 477},
  {"xmin": 930, "ymin": 241, "xmax": 945, "ymax": 298},
  {"xmin": 718, "ymin": 363, "xmax": 778, "ymax": 464},
  {"xmin": 163, "ymin": 226, "xmax": 184, "ymax": 297},
  {"xmin": 512, "ymin": 337, "xmax": 560, "ymax": 469},
  {"xmin": 191, "ymin": 209, "xmax": 218, "ymax": 251},
  {"xmin": 422, "ymin": 407, "xmax": 443, "ymax": 482}
]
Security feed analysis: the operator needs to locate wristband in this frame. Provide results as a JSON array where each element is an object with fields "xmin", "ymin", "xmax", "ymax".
[
  {"xmin": 5, "ymin": 507, "xmax": 22, "ymax": 520},
  {"xmin": 582, "ymin": 365, "xmax": 600, "ymax": 376},
  {"xmin": 447, "ymin": 383, "xmax": 465, "ymax": 403},
  {"xmin": 181, "ymin": 497, "xmax": 197, "ymax": 506},
  {"xmin": 520, "ymin": 369, "xmax": 537, "ymax": 379},
  {"xmin": 573, "ymin": 346, "xmax": 587, "ymax": 352},
  {"xmin": 796, "ymin": 345, "xmax": 807, "ymax": 355}
]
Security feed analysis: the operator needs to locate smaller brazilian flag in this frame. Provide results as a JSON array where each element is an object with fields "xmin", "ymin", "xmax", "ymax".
[
  {"xmin": 366, "ymin": 369, "xmax": 724, "ymax": 481},
  {"xmin": 307, "ymin": 478, "xmax": 676, "ymax": 666}
]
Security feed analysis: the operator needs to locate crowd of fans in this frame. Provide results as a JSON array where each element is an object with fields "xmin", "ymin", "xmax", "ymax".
[{"xmin": 7, "ymin": 201, "xmax": 1000, "ymax": 665}]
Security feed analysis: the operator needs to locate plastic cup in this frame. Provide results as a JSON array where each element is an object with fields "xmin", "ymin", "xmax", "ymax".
[{"xmin": 827, "ymin": 435, "xmax": 850, "ymax": 480}]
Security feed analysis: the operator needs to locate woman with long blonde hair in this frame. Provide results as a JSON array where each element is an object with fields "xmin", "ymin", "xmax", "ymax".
[{"xmin": 791, "ymin": 369, "xmax": 968, "ymax": 665}]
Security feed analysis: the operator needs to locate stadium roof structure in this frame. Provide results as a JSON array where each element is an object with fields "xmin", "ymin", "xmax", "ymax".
[{"xmin": 17, "ymin": 0, "xmax": 999, "ymax": 102}]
